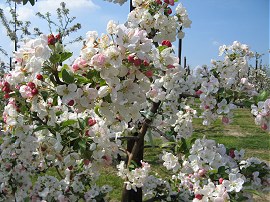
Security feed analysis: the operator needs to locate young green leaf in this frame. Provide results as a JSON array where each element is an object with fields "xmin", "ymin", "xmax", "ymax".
[
  {"xmin": 60, "ymin": 119, "xmax": 77, "ymax": 127},
  {"xmin": 49, "ymin": 54, "xmax": 61, "ymax": 64},
  {"xmin": 60, "ymin": 52, "xmax": 73, "ymax": 63},
  {"xmin": 62, "ymin": 69, "xmax": 74, "ymax": 84}
]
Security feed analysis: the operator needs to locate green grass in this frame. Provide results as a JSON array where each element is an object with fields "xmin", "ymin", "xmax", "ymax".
[
  {"xmin": 192, "ymin": 108, "xmax": 270, "ymax": 161},
  {"xmin": 97, "ymin": 166, "xmax": 124, "ymax": 201}
]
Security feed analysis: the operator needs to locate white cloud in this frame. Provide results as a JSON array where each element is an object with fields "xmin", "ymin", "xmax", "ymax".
[
  {"xmin": 17, "ymin": 6, "xmax": 35, "ymax": 21},
  {"xmin": 36, "ymin": 0, "xmax": 100, "ymax": 14},
  {"xmin": 212, "ymin": 40, "xmax": 220, "ymax": 46}
]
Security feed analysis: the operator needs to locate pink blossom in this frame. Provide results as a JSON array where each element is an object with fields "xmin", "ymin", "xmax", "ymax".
[
  {"xmin": 91, "ymin": 53, "xmax": 106, "ymax": 66},
  {"xmin": 19, "ymin": 85, "xmax": 33, "ymax": 98}
]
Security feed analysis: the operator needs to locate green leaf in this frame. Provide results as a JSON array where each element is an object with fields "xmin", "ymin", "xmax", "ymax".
[
  {"xmin": 146, "ymin": 130, "xmax": 154, "ymax": 148},
  {"xmin": 189, "ymin": 137, "xmax": 197, "ymax": 145},
  {"xmin": 52, "ymin": 95, "xmax": 58, "ymax": 106},
  {"xmin": 24, "ymin": 197, "xmax": 30, "ymax": 202},
  {"xmin": 60, "ymin": 119, "xmax": 77, "ymax": 127},
  {"xmin": 49, "ymin": 74, "xmax": 57, "ymax": 85},
  {"xmin": 243, "ymin": 100, "xmax": 254, "ymax": 108},
  {"xmin": 78, "ymin": 118, "xmax": 86, "ymax": 130},
  {"xmin": 55, "ymin": 111, "xmax": 63, "ymax": 116},
  {"xmin": 257, "ymin": 91, "xmax": 269, "ymax": 102},
  {"xmin": 33, "ymin": 125, "xmax": 51, "ymax": 133},
  {"xmin": 22, "ymin": 0, "xmax": 28, "ymax": 5},
  {"xmin": 158, "ymin": 46, "xmax": 167, "ymax": 53},
  {"xmin": 60, "ymin": 52, "xmax": 73, "ymax": 63},
  {"xmin": 128, "ymin": 164, "xmax": 135, "ymax": 170},
  {"xmin": 218, "ymin": 166, "xmax": 226, "ymax": 175},
  {"xmin": 129, "ymin": 160, "xmax": 138, "ymax": 170},
  {"xmin": 179, "ymin": 138, "xmax": 189, "ymax": 155},
  {"xmin": 78, "ymin": 139, "xmax": 86, "ymax": 151},
  {"xmin": 69, "ymin": 132, "xmax": 79, "ymax": 139},
  {"xmin": 74, "ymin": 75, "xmax": 90, "ymax": 84},
  {"xmin": 62, "ymin": 69, "xmax": 74, "ymax": 84},
  {"xmin": 20, "ymin": 105, "xmax": 28, "ymax": 114},
  {"xmin": 244, "ymin": 189, "xmax": 262, "ymax": 197},
  {"xmin": 208, "ymin": 169, "xmax": 218, "ymax": 174},
  {"xmin": 40, "ymin": 91, "xmax": 49, "ymax": 101},
  {"xmin": 160, "ymin": 141, "xmax": 176, "ymax": 148},
  {"xmin": 29, "ymin": 0, "xmax": 35, "ymax": 6},
  {"xmin": 49, "ymin": 54, "xmax": 61, "ymax": 64}
]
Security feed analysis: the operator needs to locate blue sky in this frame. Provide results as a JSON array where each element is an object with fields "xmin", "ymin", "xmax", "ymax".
[{"xmin": 0, "ymin": 0, "xmax": 269, "ymax": 68}]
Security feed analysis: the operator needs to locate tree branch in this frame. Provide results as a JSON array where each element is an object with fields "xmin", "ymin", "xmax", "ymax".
[{"xmin": 127, "ymin": 101, "xmax": 161, "ymax": 166}]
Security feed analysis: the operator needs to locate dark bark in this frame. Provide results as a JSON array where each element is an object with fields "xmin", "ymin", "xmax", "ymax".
[{"xmin": 121, "ymin": 102, "xmax": 160, "ymax": 202}]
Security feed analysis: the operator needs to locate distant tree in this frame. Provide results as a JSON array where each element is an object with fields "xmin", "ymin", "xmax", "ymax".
[
  {"xmin": 35, "ymin": 2, "xmax": 83, "ymax": 46},
  {"xmin": 0, "ymin": 1, "xmax": 82, "ymax": 67},
  {"xmin": 0, "ymin": 0, "xmax": 32, "ymax": 52}
]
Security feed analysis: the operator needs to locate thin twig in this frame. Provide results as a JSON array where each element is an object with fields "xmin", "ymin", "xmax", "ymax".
[
  {"xmin": 55, "ymin": 166, "xmax": 64, "ymax": 179},
  {"xmin": 109, "ymin": 136, "xmax": 139, "ymax": 141}
]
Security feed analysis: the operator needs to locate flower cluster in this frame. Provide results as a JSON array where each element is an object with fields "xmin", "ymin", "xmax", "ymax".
[
  {"xmin": 103, "ymin": 0, "xmax": 127, "ymax": 5},
  {"xmin": 161, "ymin": 138, "xmax": 270, "ymax": 201},
  {"xmin": 127, "ymin": 0, "xmax": 191, "ymax": 42},
  {"xmin": 143, "ymin": 175, "xmax": 175, "ymax": 201},
  {"xmin": 195, "ymin": 41, "xmax": 257, "ymax": 125},
  {"xmin": 117, "ymin": 161, "xmax": 151, "ymax": 191},
  {"xmin": 251, "ymin": 99, "xmax": 270, "ymax": 131}
]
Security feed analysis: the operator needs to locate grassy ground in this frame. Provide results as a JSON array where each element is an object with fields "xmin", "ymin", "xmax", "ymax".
[{"xmin": 192, "ymin": 108, "xmax": 270, "ymax": 162}]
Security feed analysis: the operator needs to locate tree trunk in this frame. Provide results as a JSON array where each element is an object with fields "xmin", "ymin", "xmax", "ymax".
[{"xmin": 121, "ymin": 102, "xmax": 160, "ymax": 202}]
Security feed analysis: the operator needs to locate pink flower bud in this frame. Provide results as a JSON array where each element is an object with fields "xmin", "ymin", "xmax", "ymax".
[
  {"xmin": 222, "ymin": 116, "xmax": 230, "ymax": 124},
  {"xmin": 219, "ymin": 178, "xmax": 224, "ymax": 184},
  {"xmin": 166, "ymin": 7, "xmax": 172, "ymax": 15},
  {"xmin": 167, "ymin": 64, "xmax": 175, "ymax": 69},
  {"xmin": 143, "ymin": 60, "xmax": 150, "ymax": 66},
  {"xmin": 198, "ymin": 169, "xmax": 206, "ymax": 177},
  {"xmin": 2, "ymin": 86, "xmax": 10, "ymax": 93},
  {"xmin": 27, "ymin": 82, "xmax": 36, "ymax": 90},
  {"xmin": 145, "ymin": 70, "xmax": 153, "ymax": 78},
  {"xmin": 55, "ymin": 33, "xmax": 61, "ymax": 41},
  {"xmin": 196, "ymin": 90, "xmax": 203, "ymax": 95},
  {"xmin": 36, "ymin": 74, "xmax": 43, "ymax": 80},
  {"xmin": 128, "ymin": 55, "xmax": 135, "ymax": 63},
  {"xmin": 88, "ymin": 118, "xmax": 97, "ymax": 126},
  {"xmin": 4, "ymin": 94, "xmax": 10, "ymax": 99},
  {"xmin": 229, "ymin": 149, "xmax": 235, "ymax": 158},
  {"xmin": 195, "ymin": 194, "xmax": 203, "ymax": 200},
  {"xmin": 84, "ymin": 159, "xmax": 90, "ymax": 166},
  {"xmin": 261, "ymin": 123, "xmax": 268, "ymax": 130},
  {"xmin": 162, "ymin": 40, "xmax": 172, "ymax": 47},
  {"xmin": 134, "ymin": 58, "xmax": 142, "ymax": 66},
  {"xmin": 31, "ymin": 88, "xmax": 39, "ymax": 96},
  {"xmin": 48, "ymin": 34, "xmax": 56, "ymax": 45},
  {"xmin": 85, "ymin": 130, "xmax": 90, "ymax": 136},
  {"xmin": 68, "ymin": 100, "xmax": 75, "ymax": 106}
]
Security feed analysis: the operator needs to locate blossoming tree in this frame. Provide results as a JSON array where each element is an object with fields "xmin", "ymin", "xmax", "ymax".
[{"xmin": 0, "ymin": 0, "xmax": 269, "ymax": 201}]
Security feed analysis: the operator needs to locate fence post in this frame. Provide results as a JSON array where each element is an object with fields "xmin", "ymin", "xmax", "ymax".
[{"xmin": 179, "ymin": 38, "xmax": 182, "ymax": 65}]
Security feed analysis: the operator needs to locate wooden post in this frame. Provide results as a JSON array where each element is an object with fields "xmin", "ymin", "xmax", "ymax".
[
  {"xmin": 14, "ymin": 1, "xmax": 17, "ymax": 52},
  {"xmin": 9, "ymin": 57, "xmax": 12, "ymax": 71},
  {"xmin": 179, "ymin": 38, "xmax": 182, "ymax": 65}
]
